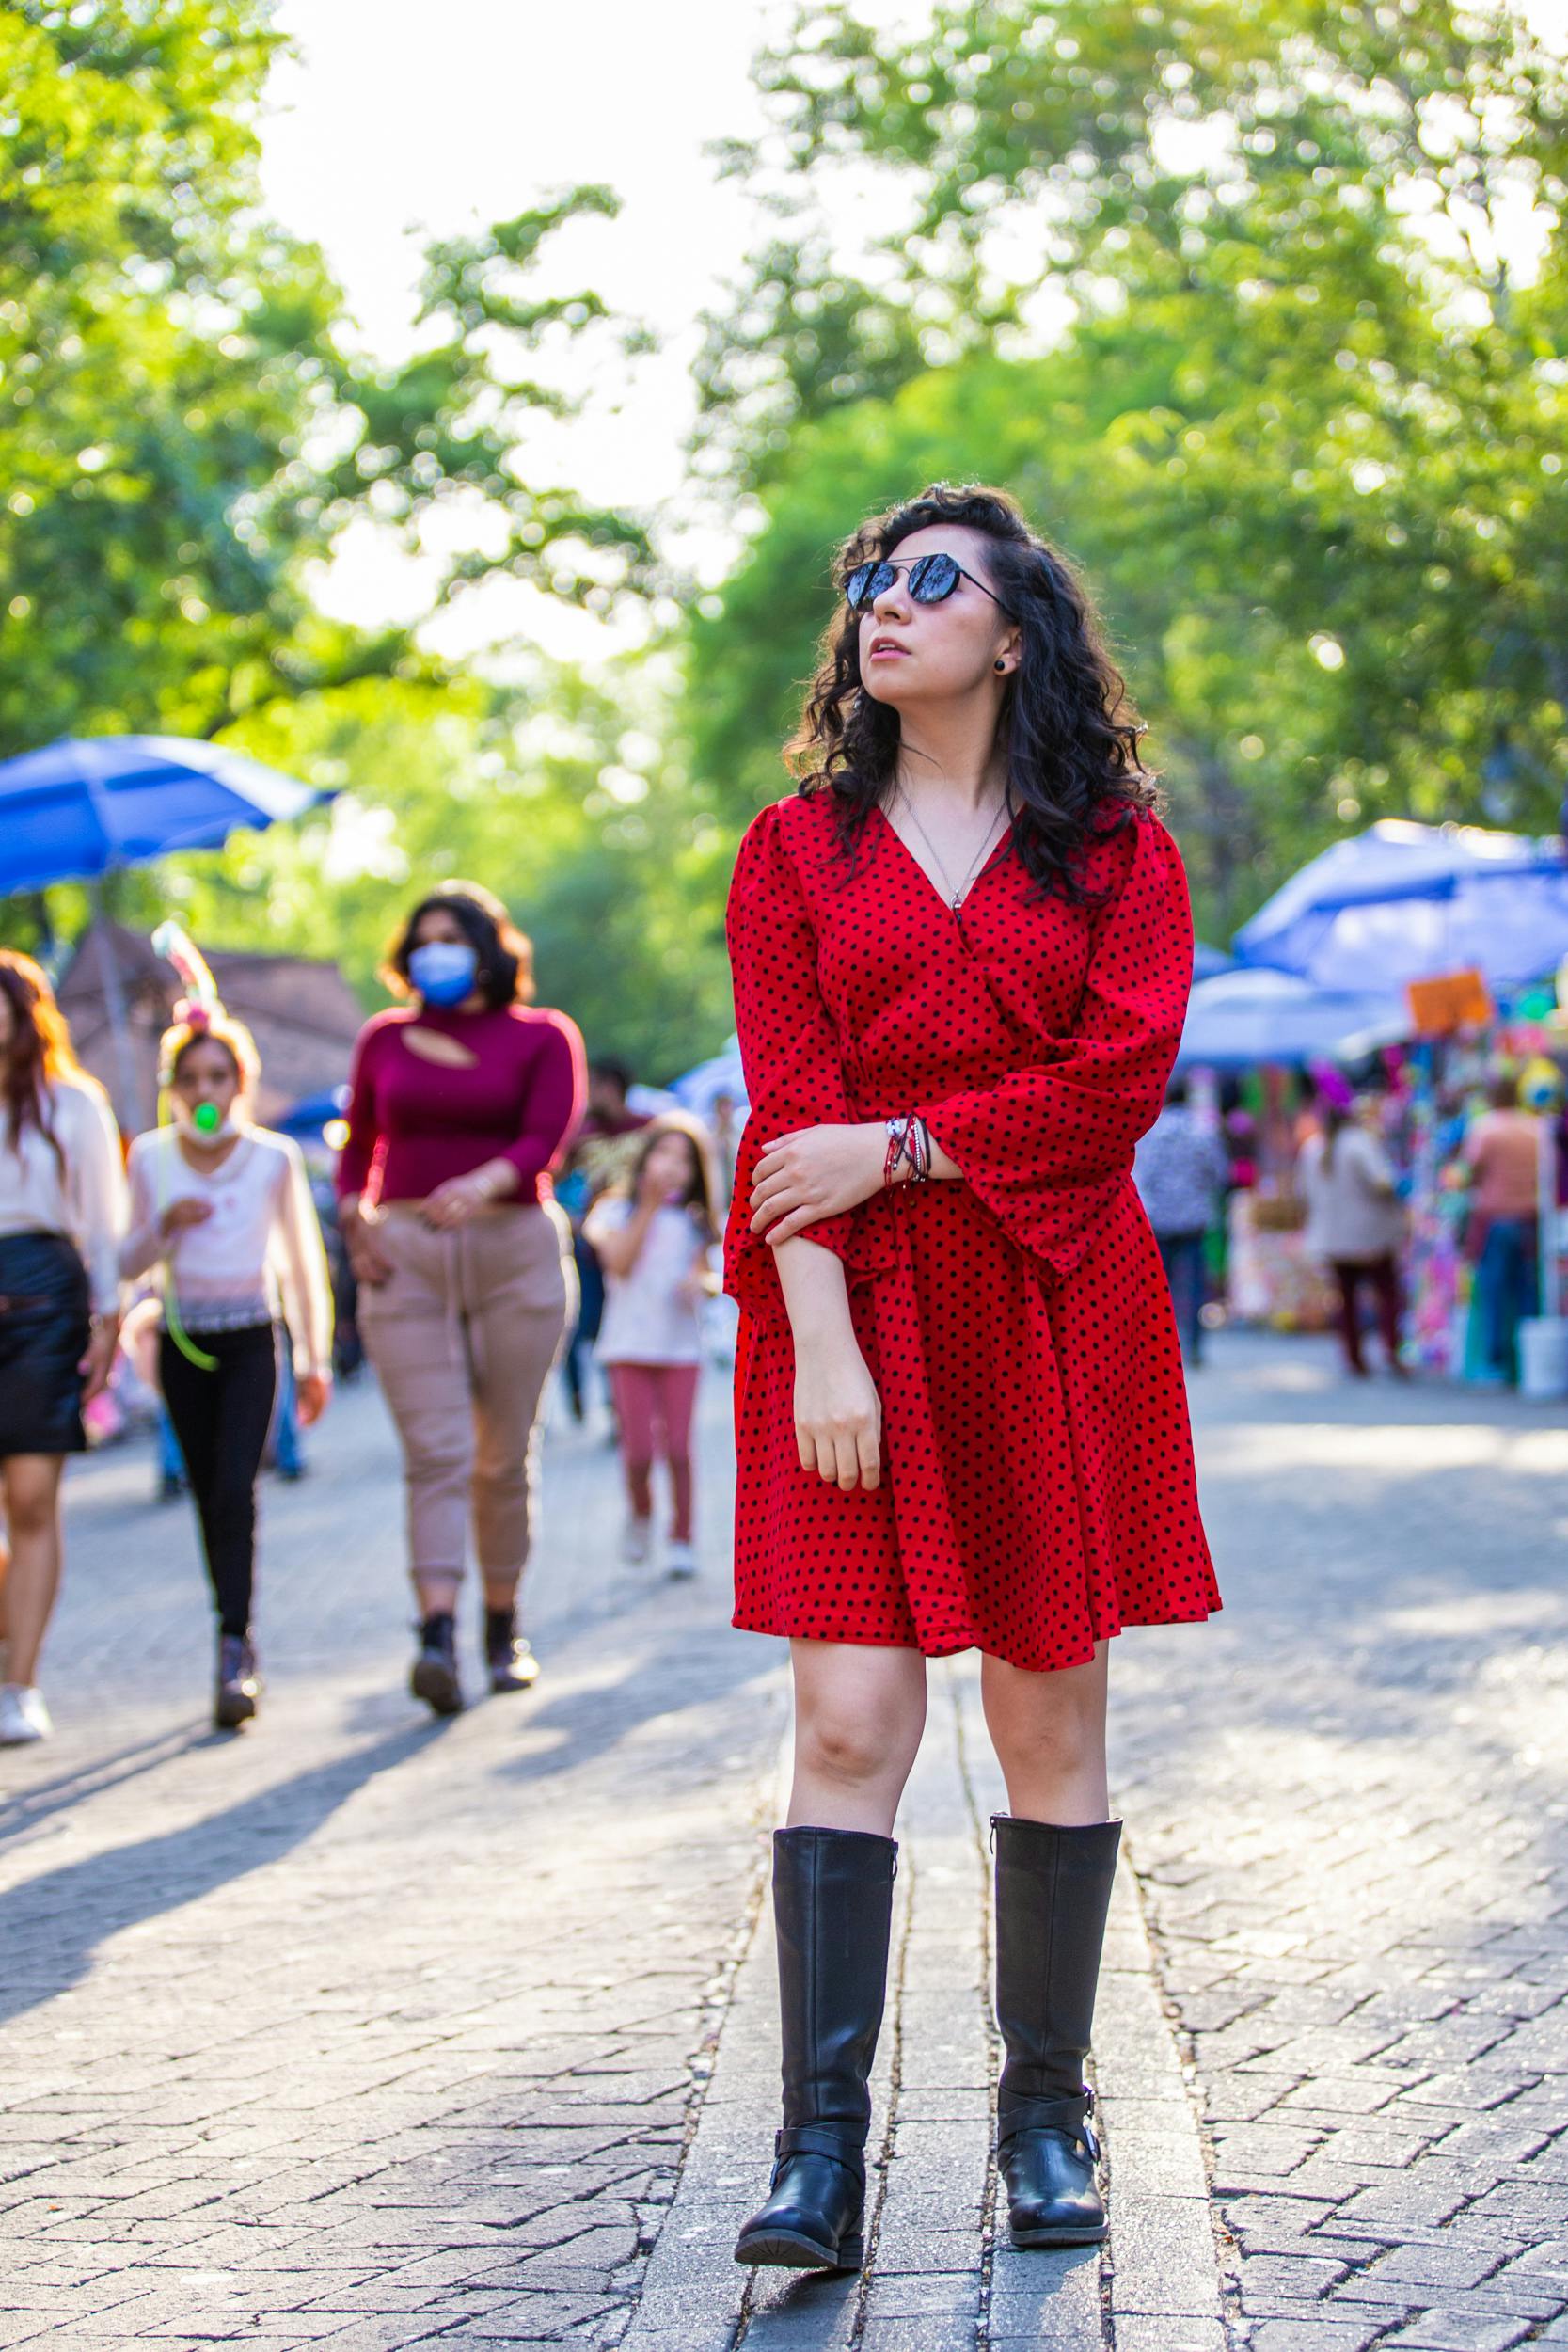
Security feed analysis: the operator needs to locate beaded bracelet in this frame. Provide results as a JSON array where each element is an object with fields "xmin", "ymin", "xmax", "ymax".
[{"xmin": 883, "ymin": 1114, "xmax": 931, "ymax": 1188}]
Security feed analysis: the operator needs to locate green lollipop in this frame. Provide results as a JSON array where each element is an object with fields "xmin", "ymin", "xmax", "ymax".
[{"xmin": 193, "ymin": 1101, "xmax": 220, "ymax": 1135}]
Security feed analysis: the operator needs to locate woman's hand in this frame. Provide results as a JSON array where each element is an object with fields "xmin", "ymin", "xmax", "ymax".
[
  {"xmin": 637, "ymin": 1159, "xmax": 674, "ymax": 1211},
  {"xmin": 340, "ymin": 1198, "xmax": 393, "ymax": 1287},
  {"xmin": 297, "ymin": 1371, "xmax": 331, "ymax": 1426},
  {"xmin": 752, "ymin": 1122, "xmax": 886, "ymax": 1247},
  {"xmin": 420, "ymin": 1173, "xmax": 493, "ymax": 1230},
  {"xmin": 79, "ymin": 1314, "xmax": 119, "ymax": 1406},
  {"xmin": 420, "ymin": 1160, "xmax": 514, "ymax": 1230},
  {"xmin": 160, "ymin": 1198, "xmax": 212, "ymax": 1238},
  {"xmin": 793, "ymin": 1330, "xmax": 883, "ymax": 1492}
]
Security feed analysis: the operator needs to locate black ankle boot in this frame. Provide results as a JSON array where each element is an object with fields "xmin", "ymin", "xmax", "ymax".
[
  {"xmin": 993, "ymin": 1814, "xmax": 1121, "ymax": 2249},
  {"xmin": 214, "ymin": 1631, "xmax": 261, "ymax": 1730},
  {"xmin": 410, "ymin": 1611, "xmax": 463, "ymax": 1717},
  {"xmin": 734, "ymin": 1826, "xmax": 897, "ymax": 2272},
  {"xmin": 483, "ymin": 1605, "xmax": 539, "ymax": 1694}
]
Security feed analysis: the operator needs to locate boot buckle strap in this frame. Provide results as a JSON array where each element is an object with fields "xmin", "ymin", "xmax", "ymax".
[
  {"xmin": 997, "ymin": 2090, "xmax": 1095, "ymax": 2155},
  {"xmin": 773, "ymin": 2124, "xmax": 864, "ymax": 2177}
]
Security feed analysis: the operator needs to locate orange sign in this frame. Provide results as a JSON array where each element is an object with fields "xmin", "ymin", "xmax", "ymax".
[{"xmin": 1404, "ymin": 968, "xmax": 1494, "ymax": 1035}]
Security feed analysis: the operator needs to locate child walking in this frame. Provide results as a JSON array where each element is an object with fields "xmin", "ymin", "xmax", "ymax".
[
  {"xmin": 121, "ymin": 931, "xmax": 332, "ymax": 1727},
  {"xmin": 584, "ymin": 1113, "xmax": 718, "ymax": 1579}
]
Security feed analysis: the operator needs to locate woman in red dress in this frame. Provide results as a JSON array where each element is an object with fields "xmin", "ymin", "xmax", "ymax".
[{"xmin": 725, "ymin": 485, "xmax": 1220, "ymax": 2271}]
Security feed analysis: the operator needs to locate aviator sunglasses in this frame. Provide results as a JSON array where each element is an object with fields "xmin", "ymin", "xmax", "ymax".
[{"xmin": 844, "ymin": 550, "xmax": 1011, "ymax": 614}]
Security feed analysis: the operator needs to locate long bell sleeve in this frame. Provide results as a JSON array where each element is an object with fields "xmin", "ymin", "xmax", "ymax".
[
  {"xmin": 723, "ymin": 803, "xmax": 867, "ymax": 1321},
  {"xmin": 921, "ymin": 814, "xmax": 1194, "ymax": 1285}
]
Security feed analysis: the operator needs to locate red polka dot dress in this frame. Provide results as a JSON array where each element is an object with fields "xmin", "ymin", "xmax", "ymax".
[{"xmin": 722, "ymin": 789, "xmax": 1221, "ymax": 1674}]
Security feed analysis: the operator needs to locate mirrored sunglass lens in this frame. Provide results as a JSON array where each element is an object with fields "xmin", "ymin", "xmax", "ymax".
[
  {"xmin": 910, "ymin": 553, "xmax": 960, "ymax": 601},
  {"xmin": 847, "ymin": 562, "xmax": 891, "ymax": 607}
]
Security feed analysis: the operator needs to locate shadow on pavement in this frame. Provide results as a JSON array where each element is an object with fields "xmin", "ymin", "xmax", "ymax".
[
  {"xmin": 495, "ymin": 1625, "xmax": 780, "ymax": 1788},
  {"xmin": 0, "ymin": 1723, "xmax": 214, "ymax": 1851},
  {"xmin": 0, "ymin": 1717, "xmax": 441, "ymax": 2029}
]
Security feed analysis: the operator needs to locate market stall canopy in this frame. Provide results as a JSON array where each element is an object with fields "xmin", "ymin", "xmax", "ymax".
[
  {"xmin": 1232, "ymin": 818, "xmax": 1568, "ymax": 993},
  {"xmin": 1194, "ymin": 941, "xmax": 1233, "ymax": 983},
  {"xmin": 0, "ymin": 734, "xmax": 331, "ymax": 894},
  {"xmin": 1177, "ymin": 965, "xmax": 1410, "ymax": 1071}
]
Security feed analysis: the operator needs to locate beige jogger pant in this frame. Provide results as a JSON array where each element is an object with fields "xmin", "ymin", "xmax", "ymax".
[{"xmin": 357, "ymin": 1203, "xmax": 577, "ymax": 1584}]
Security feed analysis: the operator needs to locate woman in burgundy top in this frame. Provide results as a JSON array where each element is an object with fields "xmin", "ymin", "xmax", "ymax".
[{"xmin": 337, "ymin": 882, "xmax": 584, "ymax": 1716}]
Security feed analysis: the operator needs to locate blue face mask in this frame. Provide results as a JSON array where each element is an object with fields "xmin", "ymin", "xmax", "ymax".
[{"xmin": 408, "ymin": 941, "xmax": 479, "ymax": 1007}]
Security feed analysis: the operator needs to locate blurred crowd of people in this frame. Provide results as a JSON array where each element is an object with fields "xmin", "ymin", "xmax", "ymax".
[
  {"xmin": 0, "ymin": 893, "xmax": 740, "ymax": 1749},
  {"xmin": 1134, "ymin": 1055, "xmax": 1565, "ymax": 1387},
  {"xmin": 7, "ymin": 874, "xmax": 1562, "ymax": 1754}
]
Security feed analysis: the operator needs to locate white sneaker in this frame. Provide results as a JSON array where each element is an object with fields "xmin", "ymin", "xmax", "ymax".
[
  {"xmin": 665, "ymin": 1540, "xmax": 697, "ymax": 1581},
  {"xmin": 0, "ymin": 1684, "xmax": 52, "ymax": 1744},
  {"xmin": 622, "ymin": 1516, "xmax": 653, "ymax": 1565}
]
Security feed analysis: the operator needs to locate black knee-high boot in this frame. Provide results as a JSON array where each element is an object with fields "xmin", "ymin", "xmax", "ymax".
[
  {"xmin": 992, "ymin": 1814, "xmax": 1121, "ymax": 2249},
  {"xmin": 734, "ymin": 1826, "xmax": 897, "ymax": 2271}
]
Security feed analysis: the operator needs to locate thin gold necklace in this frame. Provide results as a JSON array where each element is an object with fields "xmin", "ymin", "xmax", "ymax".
[{"xmin": 895, "ymin": 786, "xmax": 1009, "ymax": 913}]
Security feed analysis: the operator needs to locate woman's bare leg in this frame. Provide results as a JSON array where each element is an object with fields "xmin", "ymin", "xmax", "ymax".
[
  {"xmin": 787, "ymin": 1638, "xmax": 927, "ymax": 1835},
  {"xmin": 1, "ymin": 1456, "xmax": 67, "ymax": 1686},
  {"xmin": 980, "ymin": 1642, "xmax": 1110, "ymax": 1825}
]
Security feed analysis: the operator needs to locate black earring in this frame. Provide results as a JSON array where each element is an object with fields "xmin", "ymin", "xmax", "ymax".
[{"xmin": 994, "ymin": 659, "xmax": 1007, "ymax": 673}]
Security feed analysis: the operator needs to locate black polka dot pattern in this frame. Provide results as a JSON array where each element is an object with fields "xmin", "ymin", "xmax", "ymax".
[{"xmin": 722, "ymin": 791, "xmax": 1222, "ymax": 1674}]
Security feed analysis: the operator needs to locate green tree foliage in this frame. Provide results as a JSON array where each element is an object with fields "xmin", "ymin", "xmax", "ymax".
[
  {"xmin": 689, "ymin": 0, "xmax": 1568, "ymax": 930},
  {"xmin": 0, "ymin": 1, "xmax": 648, "ymax": 760},
  {"xmin": 36, "ymin": 657, "xmax": 735, "ymax": 1080},
  {"xmin": 0, "ymin": 1, "xmax": 727, "ymax": 1076}
]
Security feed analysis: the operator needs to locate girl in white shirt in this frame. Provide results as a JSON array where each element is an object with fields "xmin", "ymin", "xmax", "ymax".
[
  {"xmin": 584, "ymin": 1113, "xmax": 719, "ymax": 1579},
  {"xmin": 0, "ymin": 952, "xmax": 127, "ymax": 1746},
  {"xmin": 121, "ymin": 969, "xmax": 332, "ymax": 1729}
]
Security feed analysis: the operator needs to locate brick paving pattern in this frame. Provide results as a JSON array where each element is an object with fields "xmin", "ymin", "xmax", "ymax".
[
  {"xmin": 1117, "ymin": 1333, "xmax": 1568, "ymax": 2352},
  {"xmin": 1, "ymin": 1379, "xmax": 786, "ymax": 2349},
  {"xmin": 3, "ymin": 1331, "xmax": 1564, "ymax": 2349}
]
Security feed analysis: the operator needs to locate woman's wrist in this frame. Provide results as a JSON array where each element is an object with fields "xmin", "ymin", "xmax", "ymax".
[{"xmin": 882, "ymin": 1114, "xmax": 932, "ymax": 1187}]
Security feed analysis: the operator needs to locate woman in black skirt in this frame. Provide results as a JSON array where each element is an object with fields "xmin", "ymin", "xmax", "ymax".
[{"xmin": 0, "ymin": 953, "xmax": 126, "ymax": 1745}]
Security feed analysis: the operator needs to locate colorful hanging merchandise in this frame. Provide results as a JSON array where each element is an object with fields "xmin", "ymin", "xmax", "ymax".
[{"xmin": 1401, "ymin": 1044, "xmax": 1468, "ymax": 1373}]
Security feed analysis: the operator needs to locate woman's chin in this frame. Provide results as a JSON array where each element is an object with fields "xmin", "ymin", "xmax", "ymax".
[{"xmin": 861, "ymin": 668, "xmax": 922, "ymax": 708}]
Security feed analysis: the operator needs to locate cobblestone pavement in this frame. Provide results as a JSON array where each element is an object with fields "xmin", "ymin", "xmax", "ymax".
[
  {"xmin": 1118, "ymin": 1332, "xmax": 1568, "ymax": 2352},
  {"xmin": 1, "ymin": 1375, "xmax": 790, "ymax": 2349},
  {"xmin": 4, "ymin": 1335, "xmax": 1565, "ymax": 2350}
]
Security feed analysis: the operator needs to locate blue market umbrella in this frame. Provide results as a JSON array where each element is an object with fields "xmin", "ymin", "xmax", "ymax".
[
  {"xmin": 1193, "ymin": 940, "xmax": 1233, "ymax": 983},
  {"xmin": 0, "ymin": 733, "xmax": 333, "ymax": 1121},
  {"xmin": 1233, "ymin": 818, "xmax": 1568, "ymax": 993},
  {"xmin": 1177, "ymin": 965, "xmax": 1410, "ymax": 1071},
  {"xmin": 0, "ymin": 733, "xmax": 330, "ymax": 895}
]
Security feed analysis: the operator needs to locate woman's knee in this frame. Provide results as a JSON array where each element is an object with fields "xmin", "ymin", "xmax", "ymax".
[
  {"xmin": 3, "ymin": 1477, "xmax": 59, "ymax": 1542},
  {"xmin": 797, "ymin": 1707, "xmax": 899, "ymax": 1790},
  {"xmin": 402, "ymin": 1427, "xmax": 471, "ymax": 1489},
  {"xmin": 985, "ymin": 1656, "xmax": 1105, "ymax": 1774}
]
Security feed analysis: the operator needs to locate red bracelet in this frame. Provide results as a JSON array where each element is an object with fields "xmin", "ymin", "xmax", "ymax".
[{"xmin": 883, "ymin": 1114, "xmax": 930, "ymax": 1187}]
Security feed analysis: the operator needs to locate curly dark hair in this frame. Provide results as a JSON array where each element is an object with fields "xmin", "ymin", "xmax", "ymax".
[
  {"xmin": 383, "ymin": 880, "xmax": 534, "ymax": 1009},
  {"xmin": 787, "ymin": 484, "xmax": 1159, "ymax": 899}
]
